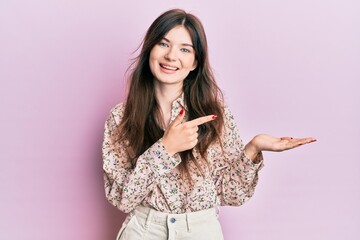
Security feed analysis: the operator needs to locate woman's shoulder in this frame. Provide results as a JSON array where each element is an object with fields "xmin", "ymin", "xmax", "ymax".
[
  {"xmin": 108, "ymin": 102, "xmax": 126, "ymax": 125},
  {"xmin": 110, "ymin": 102, "xmax": 125, "ymax": 113},
  {"xmin": 219, "ymin": 101, "xmax": 237, "ymax": 123},
  {"xmin": 219, "ymin": 100, "xmax": 231, "ymax": 114}
]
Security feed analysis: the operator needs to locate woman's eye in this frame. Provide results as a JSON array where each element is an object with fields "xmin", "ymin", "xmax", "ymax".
[
  {"xmin": 181, "ymin": 48, "xmax": 191, "ymax": 53},
  {"xmin": 159, "ymin": 42, "xmax": 169, "ymax": 47}
]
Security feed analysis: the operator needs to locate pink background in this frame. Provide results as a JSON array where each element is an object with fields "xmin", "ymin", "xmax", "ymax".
[{"xmin": 1, "ymin": 0, "xmax": 359, "ymax": 239}]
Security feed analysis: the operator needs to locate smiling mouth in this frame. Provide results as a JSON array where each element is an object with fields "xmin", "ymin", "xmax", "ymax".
[{"xmin": 160, "ymin": 64, "xmax": 179, "ymax": 71}]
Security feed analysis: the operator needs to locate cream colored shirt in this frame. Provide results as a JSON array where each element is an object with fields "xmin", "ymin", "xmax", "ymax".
[{"xmin": 102, "ymin": 96, "xmax": 264, "ymax": 214}]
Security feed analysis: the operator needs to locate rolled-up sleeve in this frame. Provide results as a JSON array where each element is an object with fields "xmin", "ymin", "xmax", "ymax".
[
  {"xmin": 213, "ymin": 105, "xmax": 264, "ymax": 206},
  {"xmin": 102, "ymin": 105, "xmax": 181, "ymax": 213}
]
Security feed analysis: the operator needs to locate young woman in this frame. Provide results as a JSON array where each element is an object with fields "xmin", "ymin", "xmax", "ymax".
[{"xmin": 102, "ymin": 9, "xmax": 316, "ymax": 240}]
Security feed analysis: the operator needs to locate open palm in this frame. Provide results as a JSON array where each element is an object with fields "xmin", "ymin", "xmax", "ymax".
[{"xmin": 252, "ymin": 134, "xmax": 316, "ymax": 152}]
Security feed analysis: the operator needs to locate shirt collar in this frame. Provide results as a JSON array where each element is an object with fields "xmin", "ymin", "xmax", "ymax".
[
  {"xmin": 172, "ymin": 92, "xmax": 185, "ymax": 109},
  {"xmin": 170, "ymin": 93, "xmax": 187, "ymax": 122}
]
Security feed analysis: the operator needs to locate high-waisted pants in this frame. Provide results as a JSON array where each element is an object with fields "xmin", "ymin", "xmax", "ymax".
[{"xmin": 116, "ymin": 206, "xmax": 224, "ymax": 240}]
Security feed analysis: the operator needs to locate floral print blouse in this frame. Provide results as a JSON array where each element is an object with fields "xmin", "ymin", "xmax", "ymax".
[{"xmin": 102, "ymin": 96, "xmax": 264, "ymax": 214}]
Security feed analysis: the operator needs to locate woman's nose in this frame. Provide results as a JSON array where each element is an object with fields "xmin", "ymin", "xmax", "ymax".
[{"xmin": 164, "ymin": 47, "xmax": 177, "ymax": 61}]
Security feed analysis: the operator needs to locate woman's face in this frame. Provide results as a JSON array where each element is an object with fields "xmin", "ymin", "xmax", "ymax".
[{"xmin": 149, "ymin": 25, "xmax": 197, "ymax": 87}]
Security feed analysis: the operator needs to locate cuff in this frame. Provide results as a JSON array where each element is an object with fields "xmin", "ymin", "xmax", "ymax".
[{"xmin": 242, "ymin": 151, "xmax": 264, "ymax": 171}]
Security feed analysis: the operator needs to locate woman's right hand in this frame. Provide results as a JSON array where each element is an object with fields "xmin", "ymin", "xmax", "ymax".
[{"xmin": 162, "ymin": 109, "xmax": 217, "ymax": 156}]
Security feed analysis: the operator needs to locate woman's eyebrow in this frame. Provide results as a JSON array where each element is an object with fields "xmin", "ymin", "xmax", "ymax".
[{"xmin": 162, "ymin": 37, "xmax": 194, "ymax": 48}]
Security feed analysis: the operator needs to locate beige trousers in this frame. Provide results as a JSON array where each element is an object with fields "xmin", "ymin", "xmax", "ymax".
[{"xmin": 117, "ymin": 206, "xmax": 224, "ymax": 240}]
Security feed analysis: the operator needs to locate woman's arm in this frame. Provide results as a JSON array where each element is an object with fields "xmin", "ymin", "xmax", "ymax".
[
  {"xmin": 214, "ymin": 105, "xmax": 316, "ymax": 206},
  {"xmin": 102, "ymin": 106, "xmax": 181, "ymax": 213},
  {"xmin": 213, "ymin": 105, "xmax": 264, "ymax": 206}
]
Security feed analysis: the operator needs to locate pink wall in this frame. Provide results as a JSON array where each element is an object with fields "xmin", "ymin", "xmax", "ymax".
[{"xmin": 1, "ymin": 0, "xmax": 359, "ymax": 239}]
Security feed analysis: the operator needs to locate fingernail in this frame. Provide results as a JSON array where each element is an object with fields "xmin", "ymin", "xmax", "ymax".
[
  {"xmin": 180, "ymin": 109, "xmax": 184, "ymax": 115},
  {"xmin": 212, "ymin": 115, "xmax": 217, "ymax": 120}
]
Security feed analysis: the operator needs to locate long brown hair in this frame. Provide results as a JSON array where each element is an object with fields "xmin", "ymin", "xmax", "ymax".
[{"xmin": 120, "ymin": 9, "xmax": 224, "ymax": 180}]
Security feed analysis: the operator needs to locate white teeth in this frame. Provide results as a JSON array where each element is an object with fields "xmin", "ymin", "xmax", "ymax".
[{"xmin": 161, "ymin": 64, "xmax": 177, "ymax": 70}]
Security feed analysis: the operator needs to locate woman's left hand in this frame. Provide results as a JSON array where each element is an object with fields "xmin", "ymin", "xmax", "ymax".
[
  {"xmin": 244, "ymin": 134, "xmax": 317, "ymax": 160},
  {"xmin": 252, "ymin": 134, "xmax": 316, "ymax": 152}
]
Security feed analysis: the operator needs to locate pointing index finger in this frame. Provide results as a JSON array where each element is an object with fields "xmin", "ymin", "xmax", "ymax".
[{"xmin": 186, "ymin": 115, "xmax": 217, "ymax": 127}]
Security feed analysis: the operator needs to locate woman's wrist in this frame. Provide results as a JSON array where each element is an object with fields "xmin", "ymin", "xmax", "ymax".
[
  {"xmin": 161, "ymin": 137, "xmax": 177, "ymax": 156},
  {"xmin": 244, "ymin": 139, "xmax": 261, "ymax": 161}
]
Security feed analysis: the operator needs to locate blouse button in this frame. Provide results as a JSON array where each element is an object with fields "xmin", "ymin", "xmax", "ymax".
[{"xmin": 170, "ymin": 217, "xmax": 176, "ymax": 223}]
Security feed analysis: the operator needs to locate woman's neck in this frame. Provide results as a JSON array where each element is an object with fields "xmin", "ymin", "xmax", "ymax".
[{"xmin": 154, "ymin": 81, "xmax": 183, "ymax": 128}]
